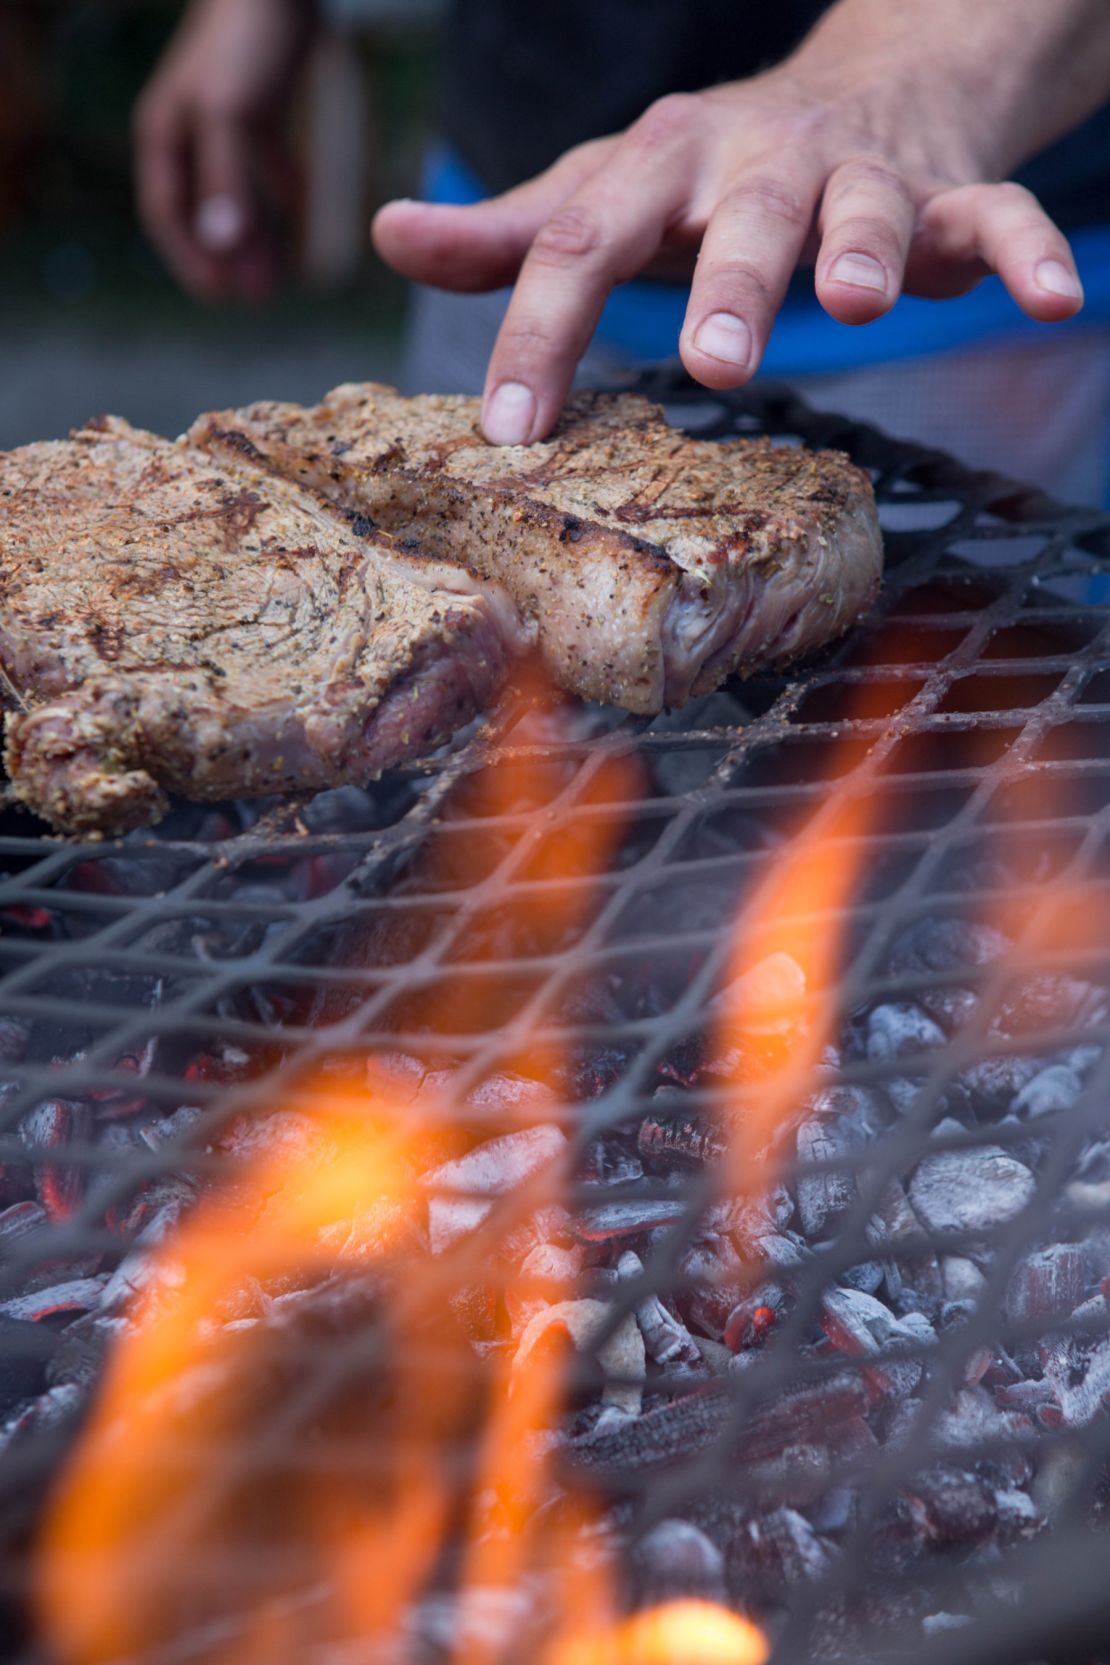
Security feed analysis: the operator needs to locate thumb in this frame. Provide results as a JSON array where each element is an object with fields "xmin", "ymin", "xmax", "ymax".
[
  {"xmin": 193, "ymin": 113, "xmax": 254, "ymax": 253},
  {"xmin": 372, "ymin": 141, "xmax": 611, "ymax": 292}
]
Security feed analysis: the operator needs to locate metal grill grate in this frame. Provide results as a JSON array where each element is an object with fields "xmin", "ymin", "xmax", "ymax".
[{"xmin": 3, "ymin": 369, "xmax": 1110, "ymax": 1664}]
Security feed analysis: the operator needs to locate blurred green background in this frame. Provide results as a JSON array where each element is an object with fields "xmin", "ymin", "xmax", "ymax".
[{"xmin": 0, "ymin": 0, "xmax": 441, "ymax": 446}]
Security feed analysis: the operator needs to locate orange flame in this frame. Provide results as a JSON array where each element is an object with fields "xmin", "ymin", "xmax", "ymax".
[
  {"xmin": 714, "ymin": 791, "xmax": 872, "ymax": 1190},
  {"xmin": 36, "ymin": 666, "xmax": 765, "ymax": 1665},
  {"xmin": 712, "ymin": 683, "xmax": 897, "ymax": 1202}
]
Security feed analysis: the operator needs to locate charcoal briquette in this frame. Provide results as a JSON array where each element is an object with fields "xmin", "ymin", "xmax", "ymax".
[
  {"xmin": 909, "ymin": 1147, "xmax": 1035, "ymax": 1237},
  {"xmin": 632, "ymin": 1518, "xmax": 726, "ymax": 1603},
  {"xmin": 1006, "ymin": 1243, "xmax": 1089, "ymax": 1325},
  {"xmin": 866, "ymin": 1003, "xmax": 946, "ymax": 1063},
  {"xmin": 1011, "ymin": 1064, "xmax": 1083, "ymax": 1120}
]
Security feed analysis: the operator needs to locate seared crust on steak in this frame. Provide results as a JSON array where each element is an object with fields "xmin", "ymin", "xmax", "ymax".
[
  {"xmin": 192, "ymin": 386, "xmax": 883, "ymax": 713},
  {"xmin": 0, "ymin": 417, "xmax": 515, "ymax": 835}
]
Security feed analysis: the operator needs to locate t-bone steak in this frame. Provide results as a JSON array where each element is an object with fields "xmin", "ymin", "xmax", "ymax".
[
  {"xmin": 192, "ymin": 385, "xmax": 883, "ymax": 712},
  {"xmin": 0, "ymin": 416, "xmax": 519, "ymax": 835},
  {"xmin": 0, "ymin": 390, "xmax": 883, "ymax": 833}
]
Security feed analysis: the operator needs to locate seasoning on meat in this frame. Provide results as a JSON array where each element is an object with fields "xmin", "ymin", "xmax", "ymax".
[
  {"xmin": 193, "ymin": 386, "xmax": 883, "ymax": 713},
  {"xmin": 0, "ymin": 391, "xmax": 883, "ymax": 835},
  {"xmin": 0, "ymin": 416, "xmax": 520, "ymax": 836}
]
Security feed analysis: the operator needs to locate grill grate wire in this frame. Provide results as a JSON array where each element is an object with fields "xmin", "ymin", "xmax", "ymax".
[{"xmin": 1, "ymin": 370, "xmax": 1110, "ymax": 1662}]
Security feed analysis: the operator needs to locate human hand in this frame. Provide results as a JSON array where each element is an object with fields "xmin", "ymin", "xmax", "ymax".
[
  {"xmin": 134, "ymin": 0, "xmax": 314, "ymax": 299},
  {"xmin": 373, "ymin": 0, "xmax": 1103, "ymax": 444}
]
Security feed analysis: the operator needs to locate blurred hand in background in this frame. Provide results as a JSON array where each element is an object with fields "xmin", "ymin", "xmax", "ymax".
[{"xmin": 134, "ymin": 0, "xmax": 316, "ymax": 300}]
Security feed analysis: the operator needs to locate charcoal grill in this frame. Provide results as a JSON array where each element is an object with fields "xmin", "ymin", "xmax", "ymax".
[{"xmin": 3, "ymin": 366, "xmax": 1110, "ymax": 1665}]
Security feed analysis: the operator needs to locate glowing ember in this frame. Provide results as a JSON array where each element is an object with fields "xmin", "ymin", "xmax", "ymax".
[
  {"xmin": 34, "ymin": 671, "xmax": 648, "ymax": 1665},
  {"xmin": 712, "ymin": 781, "xmax": 874, "ymax": 1201},
  {"xmin": 549, "ymin": 1598, "xmax": 770, "ymax": 1665}
]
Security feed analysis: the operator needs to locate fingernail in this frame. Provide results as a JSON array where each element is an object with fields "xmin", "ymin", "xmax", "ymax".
[
  {"xmin": 693, "ymin": 312, "xmax": 752, "ymax": 367},
  {"xmin": 483, "ymin": 381, "xmax": 536, "ymax": 445},
  {"xmin": 1035, "ymin": 259, "xmax": 1082, "ymax": 300},
  {"xmin": 195, "ymin": 194, "xmax": 246, "ymax": 252},
  {"xmin": 828, "ymin": 252, "xmax": 887, "ymax": 292}
]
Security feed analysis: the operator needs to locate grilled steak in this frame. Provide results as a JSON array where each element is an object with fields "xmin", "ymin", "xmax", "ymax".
[
  {"xmin": 0, "ymin": 416, "xmax": 518, "ymax": 835},
  {"xmin": 192, "ymin": 386, "xmax": 883, "ymax": 712}
]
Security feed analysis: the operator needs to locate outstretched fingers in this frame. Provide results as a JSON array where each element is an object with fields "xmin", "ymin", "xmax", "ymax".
[
  {"xmin": 814, "ymin": 156, "xmax": 915, "ymax": 323},
  {"xmin": 680, "ymin": 161, "xmax": 821, "ymax": 388},
  {"xmin": 917, "ymin": 182, "xmax": 1083, "ymax": 319}
]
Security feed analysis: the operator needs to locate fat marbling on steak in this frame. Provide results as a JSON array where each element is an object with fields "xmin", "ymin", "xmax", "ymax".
[
  {"xmin": 192, "ymin": 386, "xmax": 883, "ymax": 713},
  {"xmin": 0, "ymin": 416, "xmax": 518, "ymax": 835}
]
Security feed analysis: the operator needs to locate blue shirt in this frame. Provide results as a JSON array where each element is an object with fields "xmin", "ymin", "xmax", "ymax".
[{"xmin": 426, "ymin": 146, "xmax": 1110, "ymax": 376}]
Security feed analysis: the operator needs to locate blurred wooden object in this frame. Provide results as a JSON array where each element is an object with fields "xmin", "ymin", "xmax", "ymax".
[
  {"xmin": 301, "ymin": 0, "xmax": 445, "ymax": 289},
  {"xmin": 302, "ymin": 29, "xmax": 369, "ymax": 288}
]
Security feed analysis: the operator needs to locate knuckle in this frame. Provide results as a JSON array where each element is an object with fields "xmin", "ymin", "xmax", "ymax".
[
  {"xmin": 828, "ymin": 214, "xmax": 903, "ymax": 263},
  {"xmin": 836, "ymin": 155, "xmax": 910, "ymax": 203},
  {"xmin": 632, "ymin": 92, "xmax": 701, "ymax": 149},
  {"xmin": 989, "ymin": 180, "xmax": 1038, "ymax": 211},
  {"xmin": 724, "ymin": 174, "xmax": 808, "ymax": 231},
  {"xmin": 529, "ymin": 207, "xmax": 605, "ymax": 267},
  {"xmin": 496, "ymin": 321, "xmax": 563, "ymax": 362},
  {"xmin": 700, "ymin": 257, "xmax": 775, "ymax": 313}
]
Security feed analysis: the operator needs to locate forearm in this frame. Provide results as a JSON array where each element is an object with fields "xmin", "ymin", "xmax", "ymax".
[{"xmin": 796, "ymin": 0, "xmax": 1110, "ymax": 177}]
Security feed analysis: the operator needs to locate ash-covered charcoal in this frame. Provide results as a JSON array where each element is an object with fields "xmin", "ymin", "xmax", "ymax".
[
  {"xmin": 676, "ymin": 1230, "xmax": 751, "ymax": 1342},
  {"xmin": 887, "ymin": 918, "xmax": 1009, "ymax": 990},
  {"xmin": 637, "ymin": 1112, "xmax": 725, "ymax": 1171},
  {"xmin": 617, "ymin": 1251, "xmax": 706, "ymax": 1374},
  {"xmin": 870, "ymin": 1466, "xmax": 1000, "ymax": 1573},
  {"xmin": 1039, "ymin": 1332, "xmax": 1110, "ymax": 1429},
  {"xmin": 0, "ymin": 1017, "xmax": 30, "ymax": 1066},
  {"xmin": 1012, "ymin": 1062, "xmax": 1084, "ymax": 1119},
  {"xmin": 795, "ymin": 1113, "xmax": 861, "ymax": 1239},
  {"xmin": 423, "ymin": 1124, "xmax": 567, "ymax": 1254},
  {"xmin": 0, "ymin": 1201, "xmax": 48, "ymax": 1246},
  {"xmin": 909, "ymin": 1145, "xmax": 1035, "ymax": 1239},
  {"xmin": 866, "ymin": 1003, "xmax": 947, "ymax": 1063},
  {"xmin": 948, "ymin": 1054, "xmax": 1047, "ymax": 1119},
  {"xmin": 730, "ymin": 1505, "xmax": 832, "ymax": 1602},
  {"xmin": 572, "ymin": 1195, "xmax": 691, "ymax": 1245},
  {"xmin": 19, "ymin": 1099, "xmax": 92, "ymax": 1221},
  {"xmin": 0, "ymin": 1276, "xmax": 107, "ymax": 1324},
  {"xmin": 722, "ymin": 1287, "xmax": 782, "ymax": 1355},
  {"xmin": 565, "ymin": 1371, "xmax": 870, "ymax": 1482},
  {"xmin": 579, "ymin": 1139, "xmax": 643, "ymax": 1187},
  {"xmin": 630, "ymin": 1517, "xmax": 726, "ymax": 1604},
  {"xmin": 1005, "ymin": 1243, "xmax": 1090, "ymax": 1325},
  {"xmin": 820, "ymin": 1286, "xmax": 934, "ymax": 1397},
  {"xmin": 865, "ymin": 1177, "xmax": 944, "ymax": 1317},
  {"xmin": 0, "ymin": 1380, "xmax": 84, "ymax": 1462},
  {"xmin": 991, "ymin": 970, "xmax": 1108, "ymax": 1041}
]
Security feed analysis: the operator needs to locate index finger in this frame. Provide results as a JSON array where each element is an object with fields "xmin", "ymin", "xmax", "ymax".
[{"xmin": 481, "ymin": 97, "xmax": 699, "ymax": 443}]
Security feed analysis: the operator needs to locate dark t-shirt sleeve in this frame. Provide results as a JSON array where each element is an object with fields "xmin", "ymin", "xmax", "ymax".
[
  {"xmin": 437, "ymin": 0, "xmax": 1110, "ymax": 235},
  {"xmin": 438, "ymin": 0, "xmax": 822, "ymax": 196}
]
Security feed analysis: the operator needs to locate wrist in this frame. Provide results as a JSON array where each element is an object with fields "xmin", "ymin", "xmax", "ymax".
[{"xmin": 793, "ymin": 0, "xmax": 1110, "ymax": 180}]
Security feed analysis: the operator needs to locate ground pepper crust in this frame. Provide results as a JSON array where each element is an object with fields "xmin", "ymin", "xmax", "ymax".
[
  {"xmin": 192, "ymin": 386, "xmax": 883, "ymax": 712},
  {"xmin": 0, "ymin": 418, "xmax": 512, "ymax": 835},
  {"xmin": 0, "ymin": 390, "xmax": 882, "ymax": 832}
]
